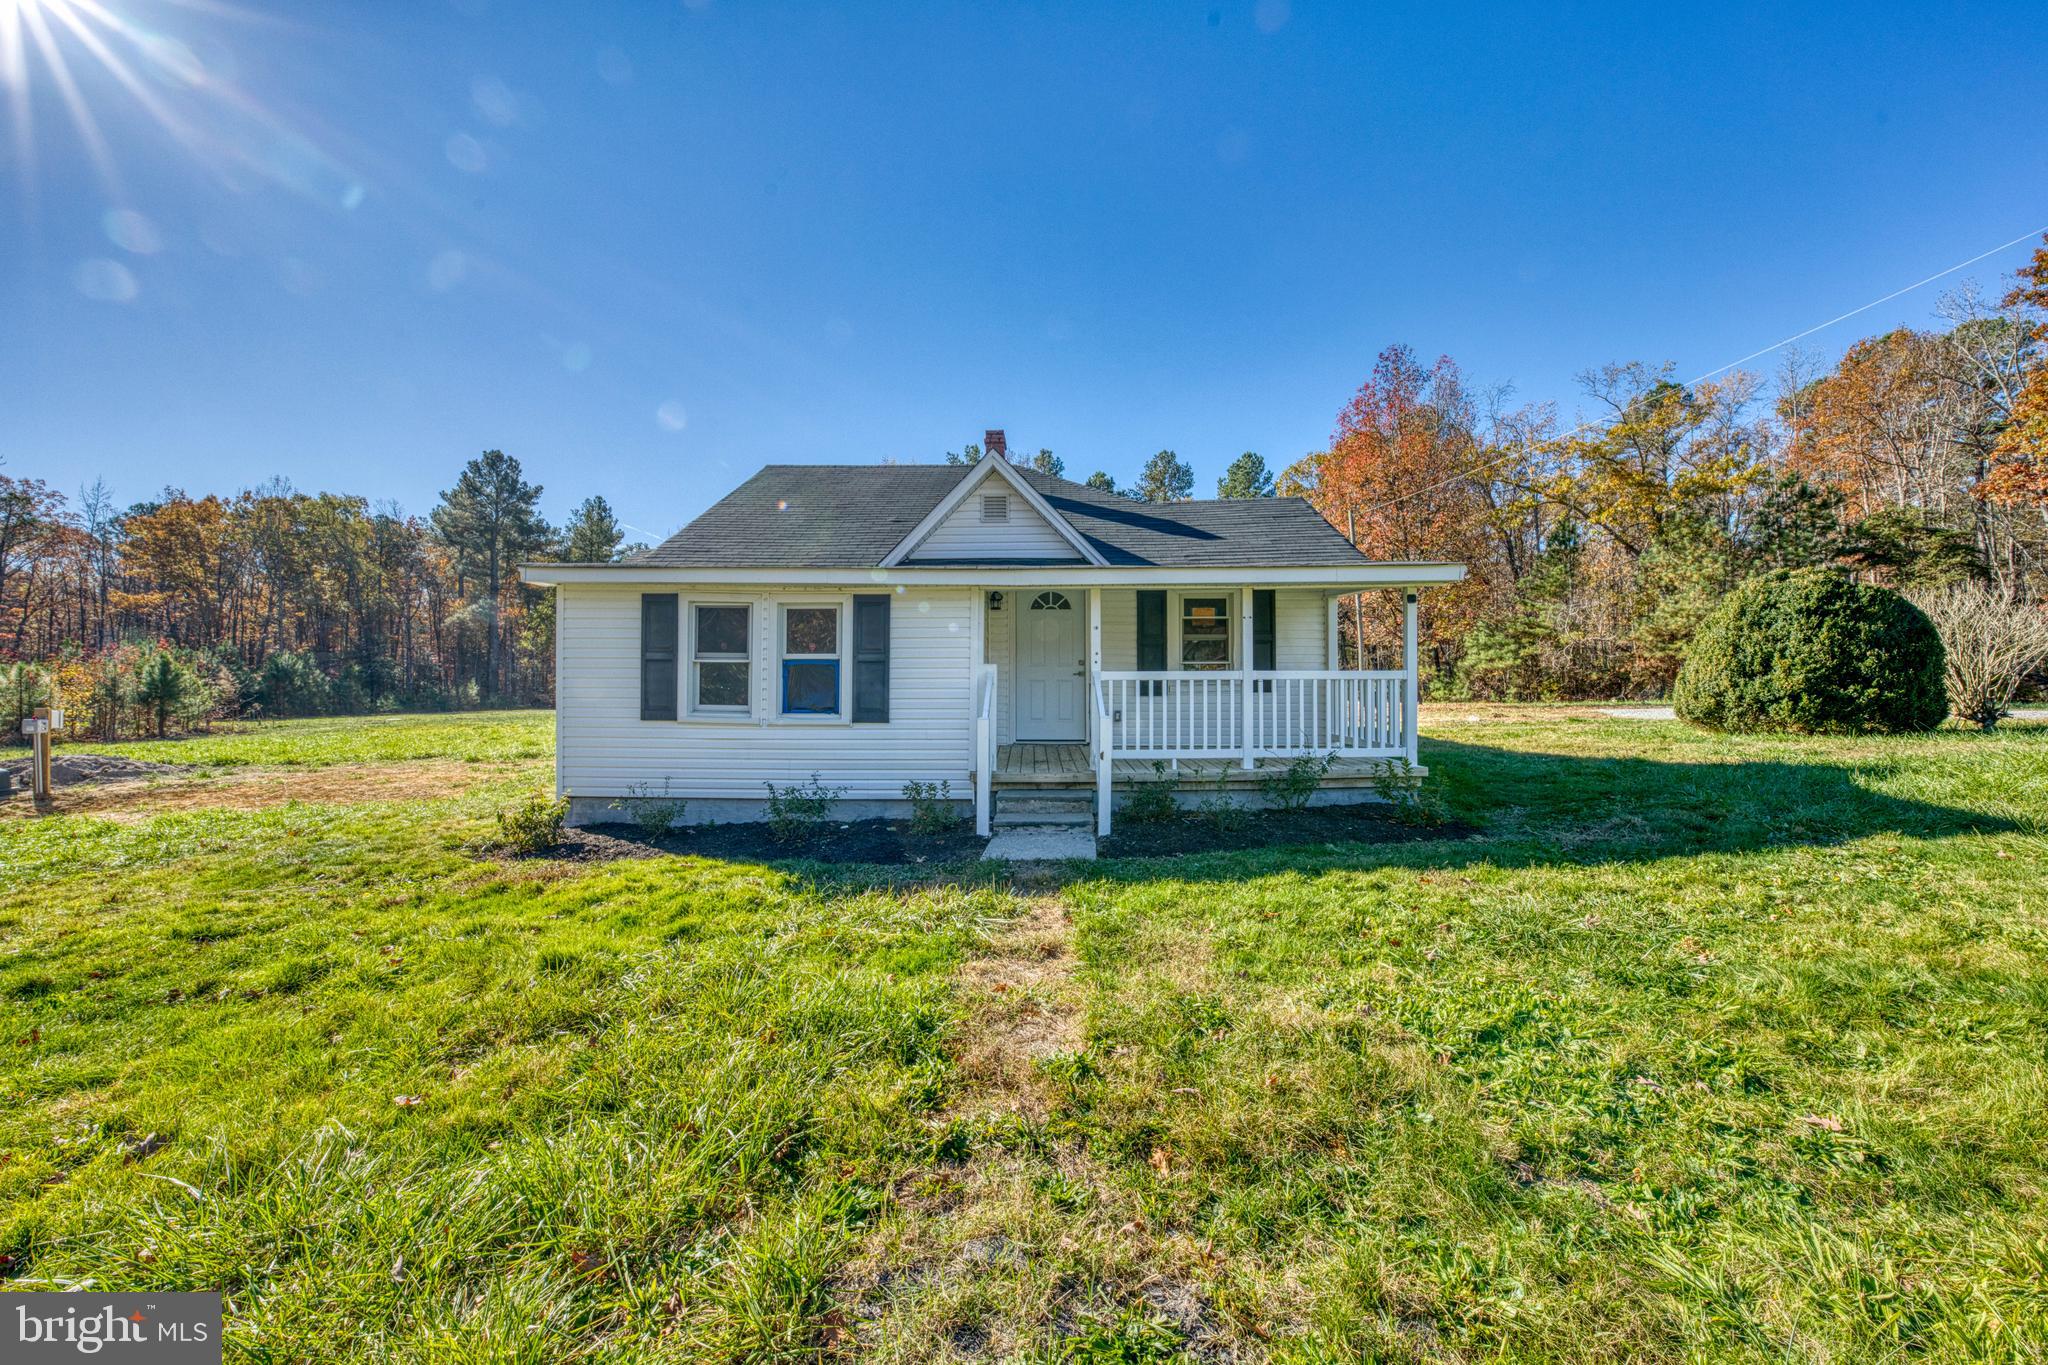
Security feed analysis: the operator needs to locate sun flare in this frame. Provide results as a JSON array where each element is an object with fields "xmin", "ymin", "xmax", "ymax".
[{"xmin": 1, "ymin": 0, "xmax": 348, "ymax": 207}]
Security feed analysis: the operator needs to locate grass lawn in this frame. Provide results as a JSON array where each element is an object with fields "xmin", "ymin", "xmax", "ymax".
[
  {"xmin": 56, "ymin": 708, "xmax": 555, "ymax": 767},
  {"xmin": 3, "ymin": 710, "xmax": 2046, "ymax": 1360}
]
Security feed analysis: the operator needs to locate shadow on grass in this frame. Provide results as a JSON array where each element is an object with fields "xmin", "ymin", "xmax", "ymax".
[
  {"xmin": 528, "ymin": 734, "xmax": 2033, "ymax": 893},
  {"xmin": 1079, "ymin": 735, "xmax": 2026, "ymax": 883}
]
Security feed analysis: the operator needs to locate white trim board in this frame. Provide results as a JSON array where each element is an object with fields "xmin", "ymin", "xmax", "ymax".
[{"xmin": 522, "ymin": 563, "xmax": 1468, "ymax": 589}]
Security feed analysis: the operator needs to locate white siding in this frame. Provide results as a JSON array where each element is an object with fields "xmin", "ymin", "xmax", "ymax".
[
  {"xmin": 1276, "ymin": 589, "xmax": 1327, "ymax": 669},
  {"xmin": 986, "ymin": 592, "xmax": 1017, "ymax": 744},
  {"xmin": 1100, "ymin": 588, "xmax": 1138, "ymax": 669},
  {"xmin": 556, "ymin": 584, "xmax": 975, "ymax": 800},
  {"xmin": 906, "ymin": 488, "xmax": 1077, "ymax": 561}
]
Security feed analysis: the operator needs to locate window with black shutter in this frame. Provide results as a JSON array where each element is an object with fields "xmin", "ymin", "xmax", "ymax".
[
  {"xmin": 851, "ymin": 594, "xmax": 891, "ymax": 722},
  {"xmin": 640, "ymin": 593, "xmax": 678, "ymax": 721}
]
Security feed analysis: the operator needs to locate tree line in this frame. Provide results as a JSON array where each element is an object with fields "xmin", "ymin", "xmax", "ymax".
[
  {"xmin": 0, "ymin": 450, "xmax": 636, "ymax": 739},
  {"xmin": 5, "ymin": 238, "xmax": 2045, "ymax": 735},
  {"xmin": 1048, "ymin": 239, "xmax": 2048, "ymax": 701}
]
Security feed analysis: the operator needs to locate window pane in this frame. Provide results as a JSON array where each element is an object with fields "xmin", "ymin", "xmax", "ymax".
[
  {"xmin": 783, "ymin": 660, "xmax": 839, "ymax": 713},
  {"xmin": 784, "ymin": 607, "xmax": 839, "ymax": 656},
  {"xmin": 1182, "ymin": 597, "xmax": 1231, "ymax": 669},
  {"xmin": 696, "ymin": 605, "xmax": 749, "ymax": 656},
  {"xmin": 697, "ymin": 661, "xmax": 749, "ymax": 709}
]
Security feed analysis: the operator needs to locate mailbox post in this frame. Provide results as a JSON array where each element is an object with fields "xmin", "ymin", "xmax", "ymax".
[{"xmin": 24, "ymin": 705, "xmax": 62, "ymax": 805}]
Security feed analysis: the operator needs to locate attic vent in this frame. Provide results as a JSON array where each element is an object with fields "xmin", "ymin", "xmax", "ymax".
[{"xmin": 979, "ymin": 493, "xmax": 1009, "ymax": 524}]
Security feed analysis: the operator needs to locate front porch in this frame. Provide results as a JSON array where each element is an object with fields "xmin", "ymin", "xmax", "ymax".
[{"xmin": 969, "ymin": 580, "xmax": 1432, "ymax": 837}]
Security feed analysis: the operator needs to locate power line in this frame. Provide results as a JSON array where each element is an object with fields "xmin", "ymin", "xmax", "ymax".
[{"xmin": 1356, "ymin": 222, "xmax": 2048, "ymax": 517}]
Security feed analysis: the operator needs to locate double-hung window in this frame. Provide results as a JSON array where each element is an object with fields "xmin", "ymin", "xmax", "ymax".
[
  {"xmin": 691, "ymin": 603, "xmax": 752, "ymax": 714},
  {"xmin": 1179, "ymin": 596, "xmax": 1231, "ymax": 670},
  {"xmin": 780, "ymin": 604, "xmax": 842, "ymax": 715}
]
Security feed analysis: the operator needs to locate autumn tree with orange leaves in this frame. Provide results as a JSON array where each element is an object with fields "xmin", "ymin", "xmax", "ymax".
[
  {"xmin": 1281, "ymin": 346, "xmax": 1503, "ymax": 661},
  {"xmin": 1984, "ymin": 235, "xmax": 2048, "ymax": 511}
]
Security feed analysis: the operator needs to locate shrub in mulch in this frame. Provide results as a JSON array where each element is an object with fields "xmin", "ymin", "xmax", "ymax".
[
  {"xmin": 532, "ymin": 817, "xmax": 990, "ymax": 867},
  {"xmin": 1097, "ymin": 802, "xmax": 1476, "ymax": 859}
]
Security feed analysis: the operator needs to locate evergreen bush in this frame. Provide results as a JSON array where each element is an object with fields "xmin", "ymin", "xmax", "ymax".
[{"xmin": 1673, "ymin": 568, "xmax": 1946, "ymax": 734}]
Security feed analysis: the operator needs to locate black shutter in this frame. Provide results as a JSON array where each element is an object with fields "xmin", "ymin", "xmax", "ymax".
[
  {"xmin": 640, "ymin": 593, "xmax": 678, "ymax": 721},
  {"xmin": 852, "ymin": 594, "xmax": 891, "ymax": 723},
  {"xmin": 1252, "ymin": 589, "xmax": 1276, "ymax": 693},
  {"xmin": 1136, "ymin": 590, "xmax": 1167, "ymax": 697}
]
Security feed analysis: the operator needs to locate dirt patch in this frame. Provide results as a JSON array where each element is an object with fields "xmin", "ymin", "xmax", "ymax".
[
  {"xmin": 536, "ymin": 818, "xmax": 989, "ymax": 868},
  {"xmin": 1, "ymin": 760, "xmax": 509, "ymax": 819},
  {"xmin": 0, "ymin": 753, "xmax": 183, "ymax": 793},
  {"xmin": 953, "ymin": 897, "xmax": 1081, "ymax": 1122},
  {"xmin": 1098, "ymin": 803, "xmax": 1475, "ymax": 859},
  {"xmin": 836, "ymin": 896, "xmax": 1257, "ymax": 1358}
]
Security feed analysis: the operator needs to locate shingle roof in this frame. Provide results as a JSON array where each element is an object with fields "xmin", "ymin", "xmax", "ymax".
[
  {"xmin": 630, "ymin": 462, "xmax": 1378, "ymax": 569},
  {"xmin": 629, "ymin": 465, "xmax": 963, "ymax": 568},
  {"xmin": 1015, "ymin": 468, "xmax": 1370, "ymax": 567}
]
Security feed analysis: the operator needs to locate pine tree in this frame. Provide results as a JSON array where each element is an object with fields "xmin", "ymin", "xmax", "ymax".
[
  {"xmin": 1136, "ymin": 450, "xmax": 1194, "ymax": 503},
  {"xmin": 431, "ymin": 450, "xmax": 551, "ymax": 699},
  {"xmin": 135, "ymin": 651, "xmax": 195, "ymax": 738},
  {"xmin": 563, "ymin": 495, "xmax": 626, "ymax": 563},
  {"xmin": 1085, "ymin": 471, "xmax": 1123, "ymax": 497},
  {"xmin": 1216, "ymin": 452, "xmax": 1274, "ymax": 498},
  {"xmin": 1029, "ymin": 449, "xmax": 1064, "ymax": 477}
]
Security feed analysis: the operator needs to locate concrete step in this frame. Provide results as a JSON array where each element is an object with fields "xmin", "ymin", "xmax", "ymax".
[
  {"xmin": 983, "ymin": 824, "xmax": 1098, "ymax": 861},
  {"xmin": 997, "ymin": 792, "xmax": 1095, "ymax": 815},
  {"xmin": 993, "ymin": 808, "xmax": 1093, "ymax": 828}
]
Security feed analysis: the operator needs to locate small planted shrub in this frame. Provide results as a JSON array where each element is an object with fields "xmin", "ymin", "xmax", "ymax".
[
  {"xmin": 1197, "ymin": 766, "xmax": 1244, "ymax": 833},
  {"xmin": 1120, "ymin": 762, "xmax": 1180, "ymax": 823},
  {"xmin": 763, "ymin": 772, "xmax": 845, "ymax": 843},
  {"xmin": 1258, "ymin": 750, "xmax": 1337, "ymax": 812},
  {"xmin": 901, "ymin": 779, "xmax": 961, "ymax": 834},
  {"xmin": 612, "ymin": 779, "xmax": 686, "ymax": 838},
  {"xmin": 491, "ymin": 791, "xmax": 569, "ymax": 854},
  {"xmin": 1674, "ymin": 568, "xmax": 1947, "ymax": 734},
  {"xmin": 1368, "ymin": 758, "xmax": 1446, "ymax": 827}
]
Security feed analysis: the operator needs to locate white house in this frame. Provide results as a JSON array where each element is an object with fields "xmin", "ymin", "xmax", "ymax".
[{"xmin": 519, "ymin": 432, "xmax": 1466, "ymax": 837}]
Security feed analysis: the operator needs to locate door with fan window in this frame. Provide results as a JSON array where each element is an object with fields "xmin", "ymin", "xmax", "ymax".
[{"xmin": 1015, "ymin": 590, "xmax": 1086, "ymax": 741}]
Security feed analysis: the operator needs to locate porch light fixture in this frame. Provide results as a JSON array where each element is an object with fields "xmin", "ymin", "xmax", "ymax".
[{"xmin": 989, "ymin": 591, "xmax": 1004, "ymax": 610}]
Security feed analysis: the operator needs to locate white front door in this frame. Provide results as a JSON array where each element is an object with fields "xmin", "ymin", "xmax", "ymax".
[{"xmin": 1016, "ymin": 590, "xmax": 1087, "ymax": 741}]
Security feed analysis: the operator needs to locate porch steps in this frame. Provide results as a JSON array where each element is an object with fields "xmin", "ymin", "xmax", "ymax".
[{"xmin": 991, "ymin": 788, "xmax": 1096, "ymax": 829}]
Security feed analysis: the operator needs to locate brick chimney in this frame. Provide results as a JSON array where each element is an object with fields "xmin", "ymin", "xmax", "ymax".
[{"xmin": 984, "ymin": 428, "xmax": 1008, "ymax": 462}]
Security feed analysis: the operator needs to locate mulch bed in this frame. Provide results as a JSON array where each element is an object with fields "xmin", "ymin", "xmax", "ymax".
[
  {"xmin": 1098, "ymin": 803, "xmax": 1476, "ymax": 859},
  {"xmin": 540, "ymin": 817, "xmax": 991, "ymax": 867}
]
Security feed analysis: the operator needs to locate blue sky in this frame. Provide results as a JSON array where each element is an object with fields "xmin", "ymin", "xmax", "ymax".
[{"xmin": 3, "ymin": 0, "xmax": 2044, "ymax": 542}]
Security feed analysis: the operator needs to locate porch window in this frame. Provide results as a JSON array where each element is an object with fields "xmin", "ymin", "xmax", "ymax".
[
  {"xmin": 690, "ymin": 604, "xmax": 752, "ymax": 714},
  {"xmin": 1180, "ymin": 596, "xmax": 1231, "ymax": 670},
  {"xmin": 780, "ymin": 604, "xmax": 842, "ymax": 715}
]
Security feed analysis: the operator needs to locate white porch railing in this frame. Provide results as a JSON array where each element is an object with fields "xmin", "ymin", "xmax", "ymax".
[
  {"xmin": 1095, "ymin": 669, "xmax": 1411, "ymax": 762},
  {"xmin": 973, "ymin": 663, "xmax": 996, "ymax": 836}
]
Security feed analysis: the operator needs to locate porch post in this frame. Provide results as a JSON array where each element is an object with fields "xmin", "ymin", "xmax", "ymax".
[
  {"xmin": 1403, "ymin": 590, "xmax": 1420, "ymax": 766},
  {"xmin": 1326, "ymin": 596, "xmax": 1340, "ymax": 670},
  {"xmin": 1090, "ymin": 587, "xmax": 1110, "ymax": 836},
  {"xmin": 1087, "ymin": 588, "xmax": 1102, "ymax": 756},
  {"xmin": 1239, "ymin": 588, "xmax": 1255, "ymax": 768},
  {"xmin": 973, "ymin": 587, "xmax": 990, "ymax": 836}
]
